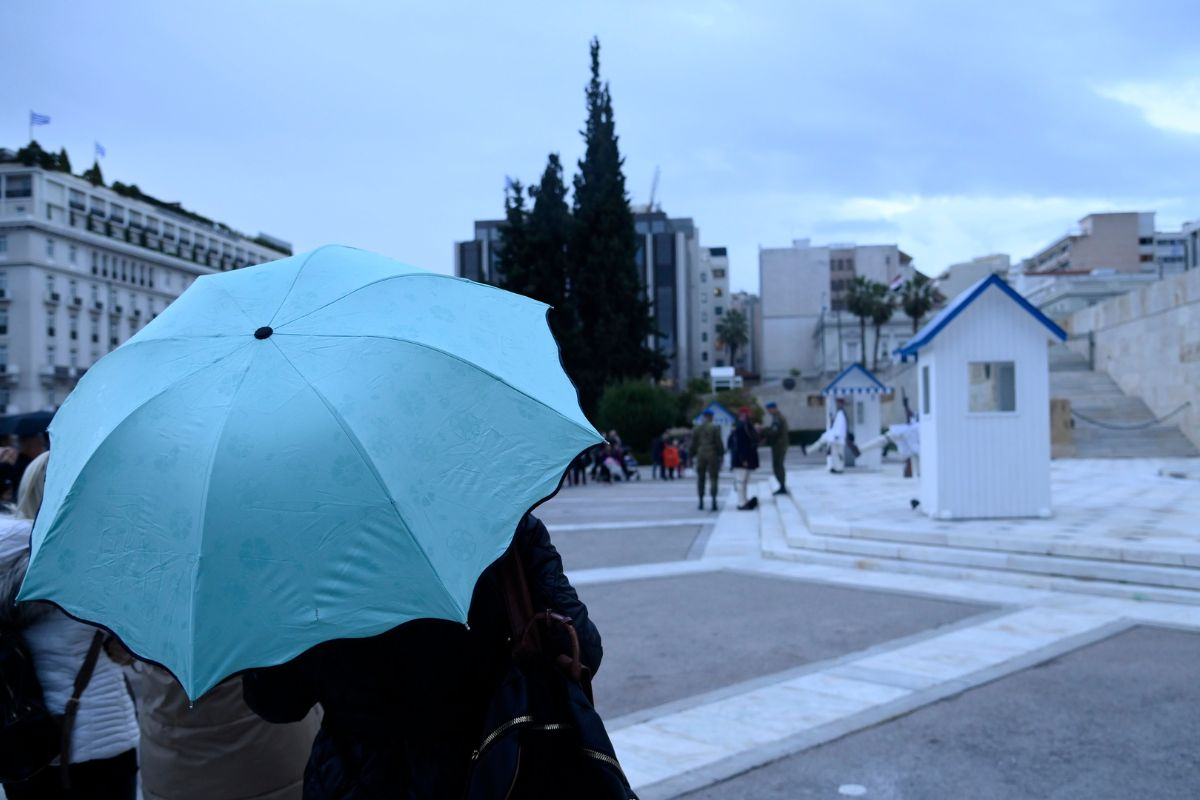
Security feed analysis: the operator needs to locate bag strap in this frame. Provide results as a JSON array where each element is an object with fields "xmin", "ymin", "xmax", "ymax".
[
  {"xmin": 58, "ymin": 630, "xmax": 106, "ymax": 789},
  {"xmin": 499, "ymin": 543, "xmax": 540, "ymax": 653}
]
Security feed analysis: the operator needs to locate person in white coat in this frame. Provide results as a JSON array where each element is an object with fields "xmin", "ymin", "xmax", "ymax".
[
  {"xmin": 812, "ymin": 398, "xmax": 849, "ymax": 474},
  {"xmin": 0, "ymin": 451, "xmax": 140, "ymax": 799}
]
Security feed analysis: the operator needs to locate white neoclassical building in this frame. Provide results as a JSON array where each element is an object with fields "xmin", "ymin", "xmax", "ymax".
[{"xmin": 0, "ymin": 151, "xmax": 291, "ymax": 413}]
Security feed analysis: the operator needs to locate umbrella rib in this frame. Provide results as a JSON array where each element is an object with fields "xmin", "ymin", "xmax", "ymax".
[
  {"xmin": 266, "ymin": 244, "xmax": 338, "ymax": 329},
  {"xmin": 266, "ymin": 340, "xmax": 465, "ymax": 620},
  {"xmin": 272, "ymin": 332, "xmax": 597, "ymax": 441}
]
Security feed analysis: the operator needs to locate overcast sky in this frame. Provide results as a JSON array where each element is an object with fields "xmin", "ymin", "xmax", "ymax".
[{"xmin": 5, "ymin": 1, "xmax": 1200, "ymax": 291}]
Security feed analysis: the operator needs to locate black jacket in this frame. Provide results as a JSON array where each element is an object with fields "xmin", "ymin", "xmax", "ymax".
[
  {"xmin": 730, "ymin": 420, "xmax": 760, "ymax": 470},
  {"xmin": 242, "ymin": 513, "xmax": 601, "ymax": 800}
]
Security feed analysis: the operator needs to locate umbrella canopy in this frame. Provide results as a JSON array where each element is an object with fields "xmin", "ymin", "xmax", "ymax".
[{"xmin": 19, "ymin": 245, "xmax": 601, "ymax": 699}]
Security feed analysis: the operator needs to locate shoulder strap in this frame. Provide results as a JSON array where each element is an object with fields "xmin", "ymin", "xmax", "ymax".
[
  {"xmin": 58, "ymin": 630, "xmax": 106, "ymax": 789},
  {"xmin": 499, "ymin": 545, "xmax": 539, "ymax": 652}
]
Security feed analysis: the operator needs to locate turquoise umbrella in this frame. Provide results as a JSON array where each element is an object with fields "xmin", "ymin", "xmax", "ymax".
[{"xmin": 19, "ymin": 245, "xmax": 602, "ymax": 699}]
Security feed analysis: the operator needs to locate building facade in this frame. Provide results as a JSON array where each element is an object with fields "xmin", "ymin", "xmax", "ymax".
[
  {"xmin": 758, "ymin": 239, "xmax": 914, "ymax": 381},
  {"xmin": 1018, "ymin": 212, "xmax": 1156, "ymax": 275},
  {"xmin": 0, "ymin": 154, "xmax": 291, "ymax": 414},
  {"xmin": 936, "ymin": 254, "xmax": 1010, "ymax": 301},
  {"xmin": 453, "ymin": 219, "xmax": 504, "ymax": 284},
  {"xmin": 728, "ymin": 290, "xmax": 760, "ymax": 376}
]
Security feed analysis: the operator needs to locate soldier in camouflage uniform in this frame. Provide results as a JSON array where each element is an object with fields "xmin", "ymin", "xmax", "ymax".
[
  {"xmin": 690, "ymin": 410, "xmax": 725, "ymax": 511},
  {"xmin": 763, "ymin": 401, "xmax": 789, "ymax": 495}
]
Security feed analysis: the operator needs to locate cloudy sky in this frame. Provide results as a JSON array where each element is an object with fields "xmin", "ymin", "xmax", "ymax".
[{"xmin": 5, "ymin": 0, "xmax": 1200, "ymax": 291}]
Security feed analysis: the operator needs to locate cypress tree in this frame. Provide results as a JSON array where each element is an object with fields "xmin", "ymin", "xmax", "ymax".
[
  {"xmin": 525, "ymin": 154, "xmax": 579, "ymax": 356},
  {"xmin": 496, "ymin": 179, "xmax": 529, "ymax": 291},
  {"xmin": 568, "ymin": 37, "xmax": 665, "ymax": 414}
]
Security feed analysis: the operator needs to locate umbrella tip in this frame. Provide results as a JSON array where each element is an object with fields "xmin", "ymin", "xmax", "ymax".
[{"xmin": 254, "ymin": 326, "xmax": 274, "ymax": 340}]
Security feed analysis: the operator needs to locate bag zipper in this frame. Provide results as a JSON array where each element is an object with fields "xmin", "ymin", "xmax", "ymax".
[{"xmin": 472, "ymin": 715, "xmax": 534, "ymax": 761}]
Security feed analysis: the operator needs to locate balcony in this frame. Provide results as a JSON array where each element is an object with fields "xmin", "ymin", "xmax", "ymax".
[
  {"xmin": 44, "ymin": 291, "xmax": 61, "ymax": 305},
  {"xmin": 89, "ymin": 300, "xmax": 103, "ymax": 314},
  {"xmin": 109, "ymin": 304, "xmax": 123, "ymax": 316},
  {"xmin": 128, "ymin": 307, "xmax": 141, "ymax": 320}
]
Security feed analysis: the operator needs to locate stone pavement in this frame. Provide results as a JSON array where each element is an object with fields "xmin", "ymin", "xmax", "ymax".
[{"xmin": 546, "ymin": 460, "xmax": 1200, "ymax": 798}]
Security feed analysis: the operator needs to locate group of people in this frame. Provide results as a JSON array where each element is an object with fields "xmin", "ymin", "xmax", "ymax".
[
  {"xmin": 0, "ymin": 438, "xmax": 602, "ymax": 799},
  {"xmin": 689, "ymin": 401, "xmax": 794, "ymax": 512},
  {"xmin": 649, "ymin": 434, "xmax": 687, "ymax": 480},
  {"xmin": 565, "ymin": 430, "xmax": 637, "ymax": 486}
]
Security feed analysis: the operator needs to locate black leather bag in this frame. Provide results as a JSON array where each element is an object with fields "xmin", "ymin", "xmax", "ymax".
[{"xmin": 465, "ymin": 551, "xmax": 636, "ymax": 800}]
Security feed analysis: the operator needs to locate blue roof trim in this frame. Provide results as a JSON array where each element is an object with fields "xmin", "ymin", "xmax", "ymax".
[
  {"xmin": 692, "ymin": 401, "xmax": 736, "ymax": 424},
  {"xmin": 820, "ymin": 363, "xmax": 890, "ymax": 396},
  {"xmin": 897, "ymin": 274, "xmax": 1067, "ymax": 357}
]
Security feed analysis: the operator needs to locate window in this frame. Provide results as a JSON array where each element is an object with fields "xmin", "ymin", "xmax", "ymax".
[
  {"xmin": 0, "ymin": 345, "xmax": 8, "ymax": 366},
  {"xmin": 46, "ymin": 343, "xmax": 56, "ymax": 365},
  {"xmin": 700, "ymin": 272, "xmax": 707, "ymax": 283},
  {"xmin": 69, "ymin": 312, "xmax": 78, "ymax": 340},
  {"xmin": 91, "ymin": 250, "xmax": 98, "ymax": 274},
  {"xmin": 855, "ymin": 400, "xmax": 865, "ymax": 425},
  {"xmin": 714, "ymin": 306, "xmax": 724, "ymax": 316},
  {"xmin": 701, "ymin": 332, "xmax": 708, "ymax": 342},
  {"xmin": 147, "ymin": 217, "xmax": 160, "ymax": 234},
  {"xmin": 1138, "ymin": 237, "xmax": 1154, "ymax": 245},
  {"xmin": 46, "ymin": 238, "xmax": 55, "ymax": 259},
  {"xmin": 69, "ymin": 348, "xmax": 78, "ymax": 368},
  {"xmin": 701, "ymin": 351, "xmax": 708, "ymax": 362},
  {"xmin": 1139, "ymin": 254, "xmax": 1154, "ymax": 263},
  {"xmin": 164, "ymin": 223, "xmax": 176, "ymax": 240},
  {"xmin": 0, "ymin": 235, "xmax": 6, "ymax": 256},
  {"xmin": 4, "ymin": 175, "xmax": 32, "ymax": 198},
  {"xmin": 129, "ymin": 211, "xmax": 143, "ymax": 228},
  {"xmin": 46, "ymin": 274, "xmax": 55, "ymax": 293},
  {"xmin": 921, "ymin": 365, "xmax": 931, "ymax": 415},
  {"xmin": 712, "ymin": 269, "xmax": 726, "ymax": 279},
  {"xmin": 968, "ymin": 361, "xmax": 1016, "ymax": 412},
  {"xmin": 0, "ymin": 272, "xmax": 7, "ymax": 292},
  {"xmin": 713, "ymin": 287, "xmax": 723, "ymax": 297},
  {"xmin": 110, "ymin": 204, "xmax": 125, "ymax": 223},
  {"xmin": 90, "ymin": 283, "xmax": 99, "ymax": 302},
  {"xmin": 0, "ymin": 310, "xmax": 7, "ymax": 335},
  {"xmin": 47, "ymin": 310, "xmax": 56, "ymax": 337},
  {"xmin": 69, "ymin": 279, "xmax": 77, "ymax": 300},
  {"xmin": 69, "ymin": 245, "xmax": 77, "ymax": 265}
]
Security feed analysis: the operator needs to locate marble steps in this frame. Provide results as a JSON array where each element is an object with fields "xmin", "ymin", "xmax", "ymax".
[{"xmin": 759, "ymin": 491, "xmax": 1200, "ymax": 604}]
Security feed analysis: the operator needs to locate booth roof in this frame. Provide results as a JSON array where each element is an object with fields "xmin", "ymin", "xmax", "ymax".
[
  {"xmin": 820, "ymin": 363, "xmax": 891, "ymax": 396},
  {"xmin": 896, "ymin": 274, "xmax": 1067, "ymax": 359}
]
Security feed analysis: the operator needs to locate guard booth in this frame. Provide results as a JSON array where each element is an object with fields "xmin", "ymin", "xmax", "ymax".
[
  {"xmin": 897, "ymin": 274, "xmax": 1066, "ymax": 519},
  {"xmin": 820, "ymin": 364, "xmax": 890, "ymax": 470},
  {"xmin": 692, "ymin": 402, "xmax": 736, "ymax": 453}
]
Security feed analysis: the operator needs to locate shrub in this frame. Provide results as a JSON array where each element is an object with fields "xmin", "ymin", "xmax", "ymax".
[{"xmin": 596, "ymin": 380, "xmax": 680, "ymax": 453}]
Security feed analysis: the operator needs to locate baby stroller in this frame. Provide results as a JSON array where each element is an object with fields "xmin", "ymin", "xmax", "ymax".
[{"xmin": 621, "ymin": 453, "xmax": 642, "ymax": 481}]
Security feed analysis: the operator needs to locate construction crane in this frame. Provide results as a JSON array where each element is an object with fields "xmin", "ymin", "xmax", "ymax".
[{"xmin": 647, "ymin": 166, "xmax": 660, "ymax": 213}]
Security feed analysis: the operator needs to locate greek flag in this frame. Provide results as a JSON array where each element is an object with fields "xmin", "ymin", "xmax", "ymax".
[
  {"xmin": 30, "ymin": 111, "xmax": 51, "ymax": 126},
  {"xmin": 95, "ymin": 142, "xmax": 107, "ymax": 158}
]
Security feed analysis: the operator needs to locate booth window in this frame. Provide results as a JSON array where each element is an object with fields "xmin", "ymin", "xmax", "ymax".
[
  {"xmin": 921, "ymin": 366, "xmax": 931, "ymax": 415},
  {"xmin": 968, "ymin": 361, "xmax": 1016, "ymax": 412}
]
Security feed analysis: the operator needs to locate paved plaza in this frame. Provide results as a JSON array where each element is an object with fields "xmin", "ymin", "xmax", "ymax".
[{"xmin": 543, "ymin": 454, "xmax": 1200, "ymax": 798}]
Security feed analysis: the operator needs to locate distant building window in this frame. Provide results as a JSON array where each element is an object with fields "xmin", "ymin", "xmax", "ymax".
[
  {"xmin": 712, "ymin": 269, "xmax": 726, "ymax": 278},
  {"xmin": 713, "ymin": 287, "xmax": 723, "ymax": 297},
  {"xmin": 0, "ymin": 310, "xmax": 7, "ymax": 335},
  {"xmin": 701, "ymin": 351, "xmax": 708, "ymax": 362},
  {"xmin": 968, "ymin": 361, "xmax": 1015, "ymax": 412},
  {"xmin": 0, "ymin": 235, "xmax": 7, "ymax": 256},
  {"xmin": 700, "ymin": 272, "xmax": 707, "ymax": 283},
  {"xmin": 46, "ymin": 238, "xmax": 55, "ymax": 258},
  {"xmin": 1139, "ymin": 254, "xmax": 1153, "ymax": 263},
  {"xmin": 701, "ymin": 332, "xmax": 708, "ymax": 342},
  {"xmin": 69, "ymin": 245, "xmax": 77, "ymax": 264},
  {"xmin": 714, "ymin": 306, "xmax": 724, "ymax": 316},
  {"xmin": 922, "ymin": 366, "xmax": 931, "ymax": 415},
  {"xmin": 110, "ymin": 204, "xmax": 125, "ymax": 223},
  {"xmin": 5, "ymin": 175, "xmax": 32, "ymax": 198},
  {"xmin": 1138, "ymin": 237, "xmax": 1154, "ymax": 245}
]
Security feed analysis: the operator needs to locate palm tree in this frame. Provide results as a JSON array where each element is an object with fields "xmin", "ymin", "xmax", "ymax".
[
  {"xmin": 871, "ymin": 292, "xmax": 895, "ymax": 369},
  {"xmin": 900, "ymin": 272, "xmax": 943, "ymax": 334},
  {"xmin": 846, "ymin": 276, "xmax": 887, "ymax": 367},
  {"xmin": 715, "ymin": 308, "xmax": 749, "ymax": 367}
]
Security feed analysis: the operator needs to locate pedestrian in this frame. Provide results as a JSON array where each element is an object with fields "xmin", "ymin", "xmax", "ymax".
[
  {"xmin": 762, "ymin": 401, "xmax": 790, "ymax": 495},
  {"xmin": 125, "ymin": 661, "xmax": 318, "ymax": 800},
  {"xmin": 0, "ymin": 427, "xmax": 47, "ymax": 506},
  {"xmin": 825, "ymin": 398, "xmax": 849, "ymax": 473},
  {"xmin": 650, "ymin": 434, "xmax": 664, "ymax": 480},
  {"xmin": 567, "ymin": 449, "xmax": 588, "ymax": 486},
  {"xmin": 0, "ymin": 452, "xmax": 140, "ymax": 799},
  {"xmin": 689, "ymin": 410, "xmax": 725, "ymax": 511},
  {"xmin": 243, "ymin": 513, "xmax": 602, "ymax": 799},
  {"xmin": 662, "ymin": 439, "xmax": 680, "ymax": 479},
  {"xmin": 730, "ymin": 406, "xmax": 760, "ymax": 510}
]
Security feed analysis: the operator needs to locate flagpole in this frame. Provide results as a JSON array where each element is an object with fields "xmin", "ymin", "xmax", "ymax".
[{"xmin": 28, "ymin": 110, "xmax": 31, "ymax": 144}]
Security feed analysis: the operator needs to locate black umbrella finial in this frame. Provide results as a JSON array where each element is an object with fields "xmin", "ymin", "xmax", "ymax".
[{"xmin": 254, "ymin": 326, "xmax": 274, "ymax": 340}]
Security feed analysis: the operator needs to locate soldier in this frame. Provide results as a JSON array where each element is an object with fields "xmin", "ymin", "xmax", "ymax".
[
  {"xmin": 763, "ymin": 401, "xmax": 790, "ymax": 495},
  {"xmin": 690, "ymin": 410, "xmax": 725, "ymax": 511}
]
